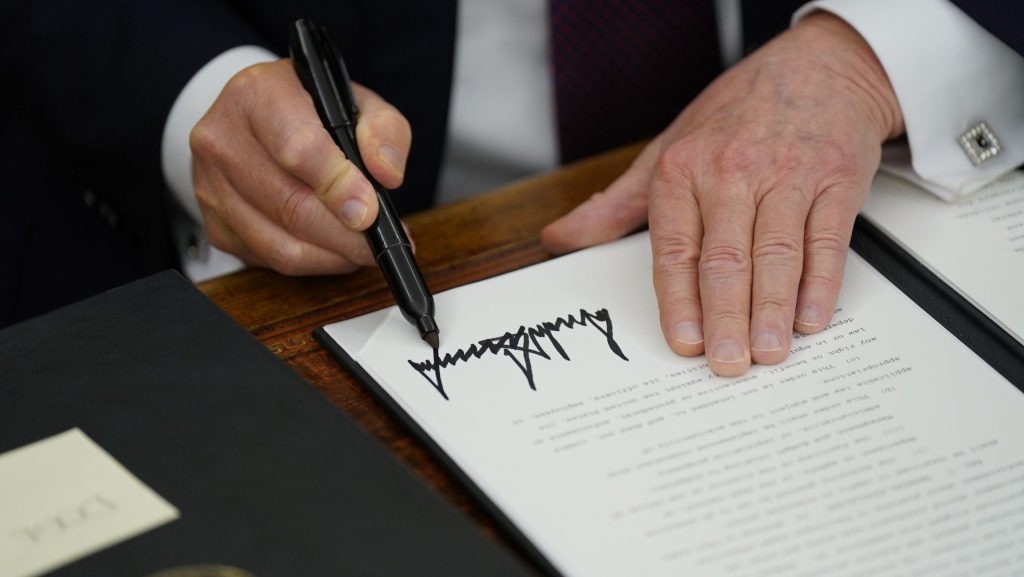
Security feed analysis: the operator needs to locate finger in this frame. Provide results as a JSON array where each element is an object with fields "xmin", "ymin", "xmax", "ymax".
[
  {"xmin": 200, "ymin": 169, "xmax": 363, "ymax": 276},
  {"xmin": 236, "ymin": 62, "xmax": 379, "ymax": 232},
  {"xmin": 795, "ymin": 187, "xmax": 859, "ymax": 334},
  {"xmin": 748, "ymin": 189, "xmax": 813, "ymax": 365},
  {"xmin": 353, "ymin": 84, "xmax": 412, "ymax": 190},
  {"xmin": 199, "ymin": 205, "xmax": 261, "ymax": 266},
  {"xmin": 227, "ymin": 193, "xmax": 363, "ymax": 276},
  {"xmin": 648, "ymin": 152, "xmax": 705, "ymax": 358},
  {"xmin": 698, "ymin": 185, "xmax": 756, "ymax": 377},
  {"xmin": 193, "ymin": 160, "xmax": 259, "ymax": 263},
  {"xmin": 541, "ymin": 140, "xmax": 661, "ymax": 254},
  {"xmin": 210, "ymin": 132, "xmax": 375, "ymax": 267}
]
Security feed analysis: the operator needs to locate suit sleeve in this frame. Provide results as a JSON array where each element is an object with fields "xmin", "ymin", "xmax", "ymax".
[
  {"xmin": 795, "ymin": 0, "xmax": 1024, "ymax": 200},
  {"xmin": 949, "ymin": 0, "xmax": 1023, "ymax": 56},
  {"xmin": 15, "ymin": 2, "xmax": 273, "ymax": 239}
]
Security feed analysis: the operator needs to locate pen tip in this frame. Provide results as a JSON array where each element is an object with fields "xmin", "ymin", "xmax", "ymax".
[{"xmin": 423, "ymin": 331, "xmax": 439, "ymax": 350}]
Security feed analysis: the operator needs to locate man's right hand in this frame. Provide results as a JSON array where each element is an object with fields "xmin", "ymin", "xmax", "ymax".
[{"xmin": 190, "ymin": 59, "xmax": 412, "ymax": 275}]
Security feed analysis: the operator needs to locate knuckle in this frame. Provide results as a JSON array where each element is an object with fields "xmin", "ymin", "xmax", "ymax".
[
  {"xmin": 803, "ymin": 268, "xmax": 841, "ymax": 294},
  {"xmin": 226, "ymin": 63, "xmax": 267, "ymax": 94},
  {"xmin": 661, "ymin": 294, "xmax": 702, "ymax": 314},
  {"xmin": 652, "ymin": 233, "xmax": 701, "ymax": 271},
  {"xmin": 751, "ymin": 292, "xmax": 791, "ymax": 313},
  {"xmin": 819, "ymin": 144, "xmax": 861, "ymax": 181},
  {"xmin": 263, "ymin": 240, "xmax": 305, "ymax": 275},
  {"xmin": 277, "ymin": 186, "xmax": 316, "ymax": 231},
  {"xmin": 651, "ymin": 155, "xmax": 678, "ymax": 188},
  {"xmin": 189, "ymin": 120, "xmax": 224, "ymax": 160},
  {"xmin": 334, "ymin": 260, "xmax": 361, "ymax": 274},
  {"xmin": 348, "ymin": 239, "xmax": 375, "ymax": 266},
  {"xmin": 774, "ymin": 146, "xmax": 804, "ymax": 176},
  {"xmin": 204, "ymin": 224, "xmax": 231, "ymax": 252},
  {"xmin": 277, "ymin": 124, "xmax": 324, "ymax": 172},
  {"xmin": 315, "ymin": 161, "xmax": 353, "ymax": 203},
  {"xmin": 653, "ymin": 140, "xmax": 699, "ymax": 188},
  {"xmin": 191, "ymin": 173, "xmax": 223, "ymax": 215},
  {"xmin": 751, "ymin": 233, "xmax": 802, "ymax": 264},
  {"xmin": 713, "ymin": 140, "xmax": 755, "ymax": 178},
  {"xmin": 192, "ymin": 181, "xmax": 215, "ymax": 210},
  {"xmin": 805, "ymin": 228, "xmax": 848, "ymax": 255},
  {"xmin": 699, "ymin": 244, "xmax": 752, "ymax": 278},
  {"xmin": 707, "ymin": 308, "xmax": 748, "ymax": 326}
]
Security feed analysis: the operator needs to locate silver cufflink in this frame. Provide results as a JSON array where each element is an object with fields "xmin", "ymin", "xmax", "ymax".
[
  {"xmin": 186, "ymin": 231, "xmax": 210, "ymax": 261},
  {"xmin": 959, "ymin": 121, "xmax": 1001, "ymax": 166}
]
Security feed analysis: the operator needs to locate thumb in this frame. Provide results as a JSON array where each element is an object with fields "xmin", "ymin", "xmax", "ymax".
[
  {"xmin": 352, "ymin": 83, "xmax": 412, "ymax": 191},
  {"xmin": 541, "ymin": 141, "xmax": 660, "ymax": 254}
]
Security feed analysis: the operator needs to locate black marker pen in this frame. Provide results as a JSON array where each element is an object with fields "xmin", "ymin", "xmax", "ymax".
[{"xmin": 290, "ymin": 18, "xmax": 439, "ymax": 349}]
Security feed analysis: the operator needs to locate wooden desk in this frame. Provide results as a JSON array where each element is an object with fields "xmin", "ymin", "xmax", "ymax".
[{"xmin": 198, "ymin": 143, "xmax": 642, "ymax": 536}]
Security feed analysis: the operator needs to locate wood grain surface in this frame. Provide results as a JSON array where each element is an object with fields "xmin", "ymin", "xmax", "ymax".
[{"xmin": 198, "ymin": 143, "xmax": 644, "ymax": 542}]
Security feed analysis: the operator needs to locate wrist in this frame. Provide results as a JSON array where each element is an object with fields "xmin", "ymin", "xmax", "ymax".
[{"xmin": 794, "ymin": 12, "xmax": 905, "ymax": 140}]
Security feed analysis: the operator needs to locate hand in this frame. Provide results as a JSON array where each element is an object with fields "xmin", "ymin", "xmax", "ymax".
[
  {"xmin": 189, "ymin": 59, "xmax": 412, "ymax": 274},
  {"xmin": 542, "ymin": 13, "xmax": 904, "ymax": 376}
]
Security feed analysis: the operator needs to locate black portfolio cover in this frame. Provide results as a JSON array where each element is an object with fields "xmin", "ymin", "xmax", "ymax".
[
  {"xmin": 850, "ymin": 217, "xmax": 1024, "ymax": 389},
  {"xmin": 0, "ymin": 271, "xmax": 535, "ymax": 577}
]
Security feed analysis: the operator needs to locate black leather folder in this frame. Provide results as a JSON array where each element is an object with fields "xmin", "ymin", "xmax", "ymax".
[
  {"xmin": 851, "ymin": 217, "xmax": 1024, "ymax": 389},
  {"xmin": 0, "ymin": 271, "xmax": 535, "ymax": 577}
]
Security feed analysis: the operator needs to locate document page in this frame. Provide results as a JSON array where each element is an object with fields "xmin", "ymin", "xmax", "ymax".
[
  {"xmin": 323, "ymin": 232, "xmax": 1024, "ymax": 577},
  {"xmin": 861, "ymin": 170, "xmax": 1024, "ymax": 344}
]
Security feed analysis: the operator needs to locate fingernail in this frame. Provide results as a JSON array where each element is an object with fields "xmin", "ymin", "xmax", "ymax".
[
  {"xmin": 341, "ymin": 198, "xmax": 368, "ymax": 229},
  {"xmin": 674, "ymin": 322, "xmax": 704, "ymax": 345},
  {"xmin": 795, "ymin": 303, "xmax": 821, "ymax": 327},
  {"xmin": 751, "ymin": 331, "xmax": 783, "ymax": 352},
  {"xmin": 710, "ymin": 339, "xmax": 745, "ymax": 363},
  {"xmin": 378, "ymin": 144, "xmax": 405, "ymax": 175}
]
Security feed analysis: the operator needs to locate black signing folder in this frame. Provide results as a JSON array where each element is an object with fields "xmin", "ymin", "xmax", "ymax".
[
  {"xmin": 0, "ymin": 271, "xmax": 535, "ymax": 577},
  {"xmin": 850, "ymin": 215, "xmax": 1024, "ymax": 386}
]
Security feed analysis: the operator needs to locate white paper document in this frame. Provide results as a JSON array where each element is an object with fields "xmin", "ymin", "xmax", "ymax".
[
  {"xmin": 0, "ymin": 429, "xmax": 179, "ymax": 577},
  {"xmin": 862, "ymin": 170, "xmax": 1024, "ymax": 344},
  {"xmin": 323, "ymin": 232, "xmax": 1024, "ymax": 577}
]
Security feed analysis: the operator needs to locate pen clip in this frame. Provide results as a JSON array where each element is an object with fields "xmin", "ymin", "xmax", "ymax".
[{"xmin": 289, "ymin": 19, "xmax": 358, "ymax": 129}]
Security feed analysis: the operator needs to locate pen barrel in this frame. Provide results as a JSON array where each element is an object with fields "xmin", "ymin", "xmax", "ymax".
[
  {"xmin": 366, "ymin": 186, "xmax": 409, "ymax": 255},
  {"xmin": 367, "ymin": 185, "xmax": 435, "ymax": 326},
  {"xmin": 375, "ymin": 239, "xmax": 435, "ymax": 325}
]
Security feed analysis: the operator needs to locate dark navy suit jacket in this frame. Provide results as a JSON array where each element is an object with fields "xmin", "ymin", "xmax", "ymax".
[{"xmin": 1, "ymin": 1, "xmax": 1014, "ymax": 326}]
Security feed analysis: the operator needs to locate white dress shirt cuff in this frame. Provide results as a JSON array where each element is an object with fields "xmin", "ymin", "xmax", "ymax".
[
  {"xmin": 795, "ymin": 0, "xmax": 1024, "ymax": 200},
  {"xmin": 160, "ymin": 45, "xmax": 278, "ymax": 222}
]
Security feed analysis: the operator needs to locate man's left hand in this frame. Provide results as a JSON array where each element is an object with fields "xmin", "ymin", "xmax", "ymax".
[{"xmin": 542, "ymin": 13, "xmax": 904, "ymax": 377}]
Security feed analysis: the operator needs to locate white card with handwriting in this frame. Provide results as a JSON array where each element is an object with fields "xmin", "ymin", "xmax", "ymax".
[{"xmin": 0, "ymin": 428, "xmax": 179, "ymax": 577}]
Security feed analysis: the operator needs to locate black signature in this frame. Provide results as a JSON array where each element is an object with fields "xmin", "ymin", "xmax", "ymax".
[{"xmin": 408, "ymin": 308, "xmax": 628, "ymax": 400}]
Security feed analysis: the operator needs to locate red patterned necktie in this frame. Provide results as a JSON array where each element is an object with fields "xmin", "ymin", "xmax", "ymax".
[{"xmin": 549, "ymin": 0, "xmax": 722, "ymax": 163}]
